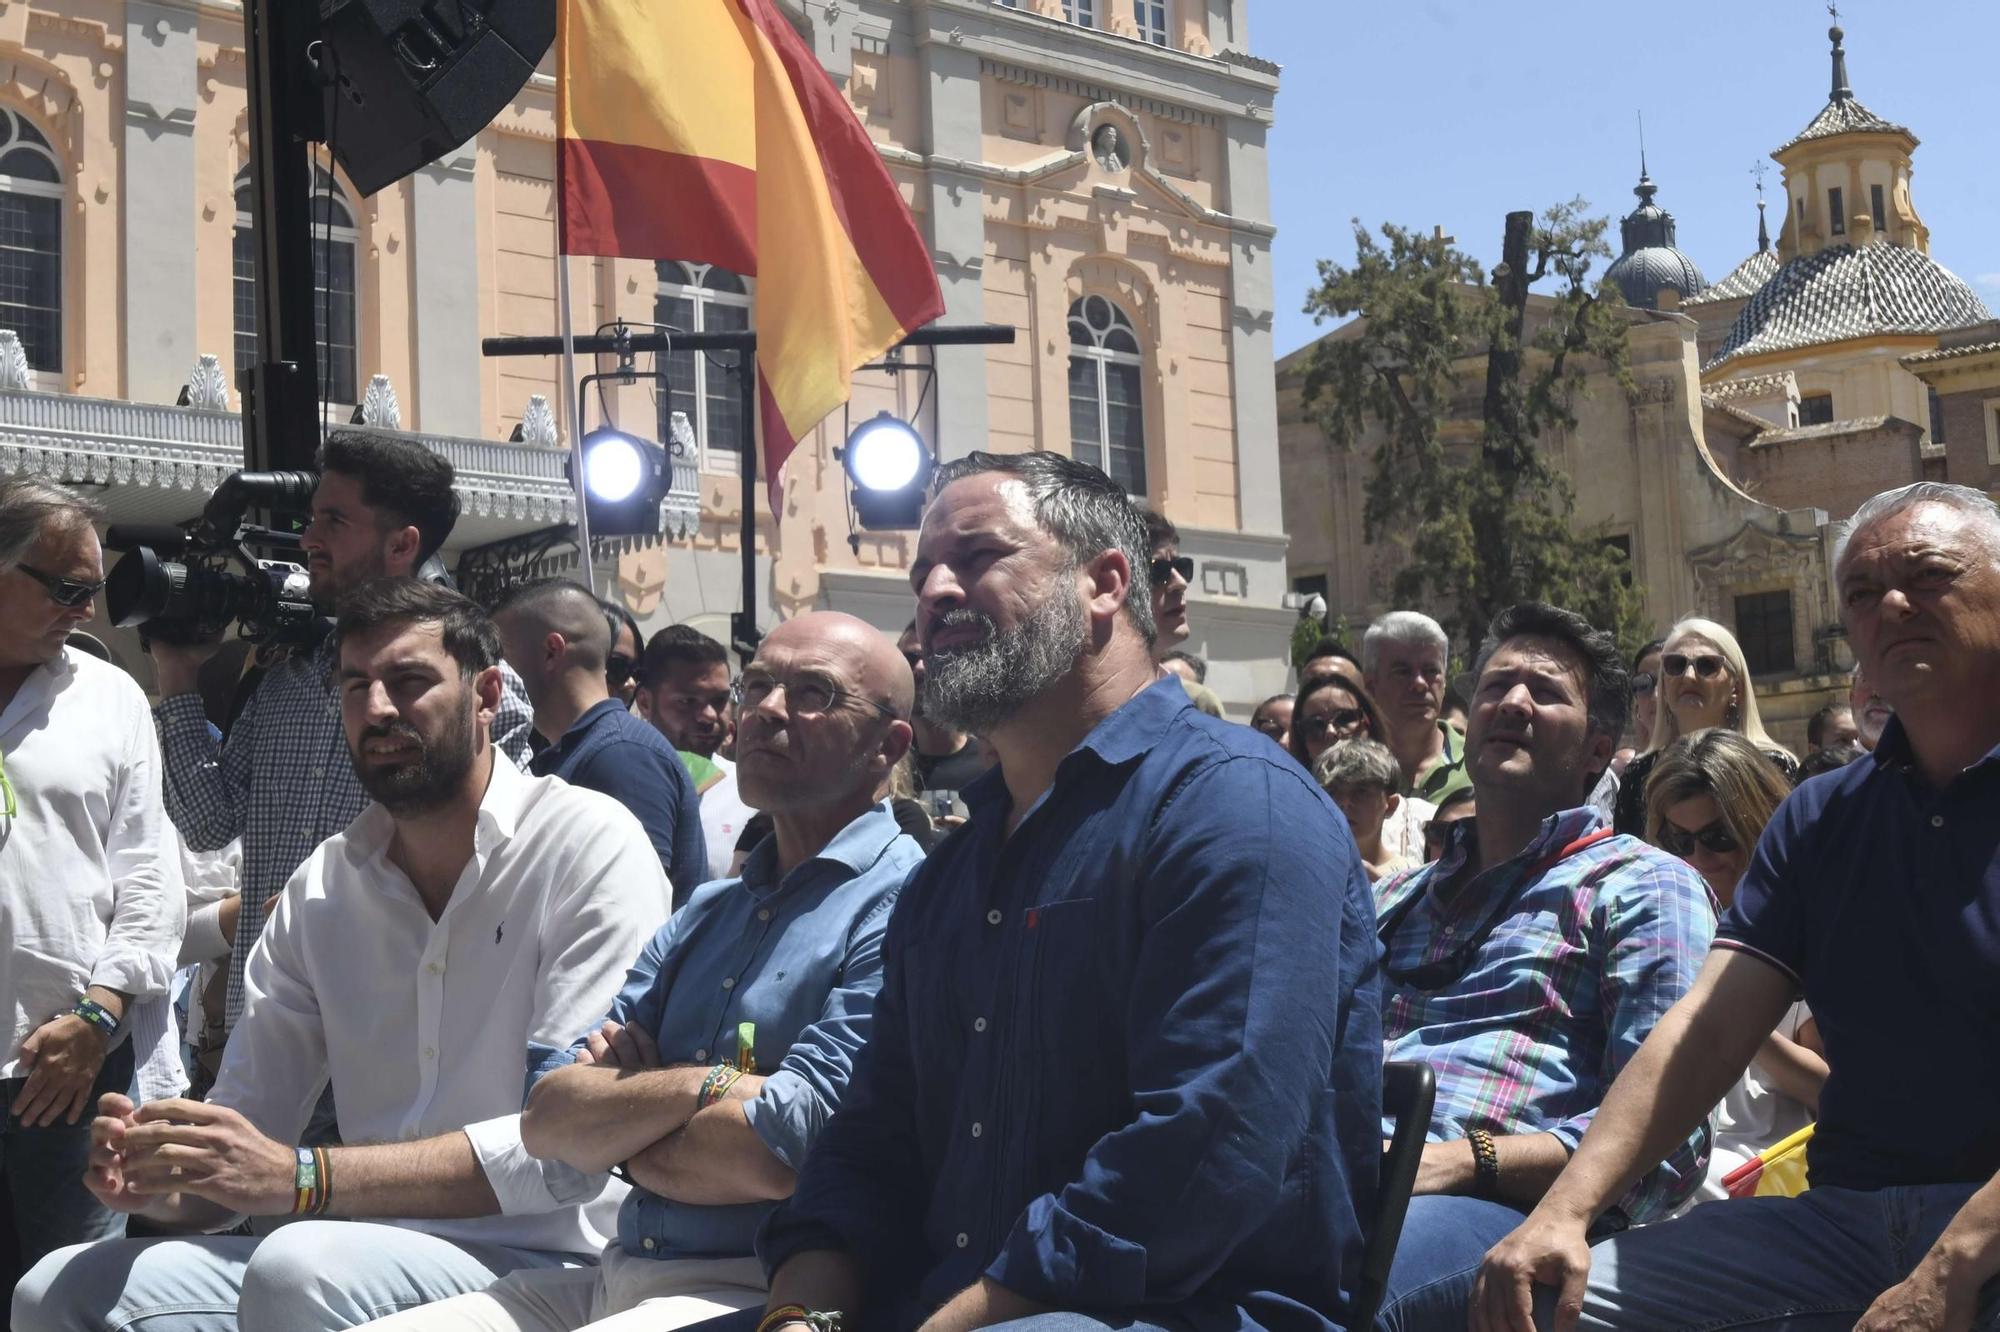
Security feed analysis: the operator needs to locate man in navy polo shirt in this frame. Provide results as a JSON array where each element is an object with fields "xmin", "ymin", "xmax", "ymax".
[
  {"xmin": 495, "ymin": 579, "xmax": 705, "ymax": 904},
  {"xmin": 742, "ymin": 451, "xmax": 1383, "ymax": 1332},
  {"xmin": 1473, "ymin": 480, "xmax": 2000, "ymax": 1332}
]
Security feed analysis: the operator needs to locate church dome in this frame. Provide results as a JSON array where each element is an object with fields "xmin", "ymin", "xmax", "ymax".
[
  {"xmin": 1605, "ymin": 172, "xmax": 1707, "ymax": 310},
  {"xmin": 1706, "ymin": 241, "xmax": 1992, "ymax": 369}
]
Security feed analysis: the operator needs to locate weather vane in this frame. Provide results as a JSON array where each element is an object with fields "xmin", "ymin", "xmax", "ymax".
[
  {"xmin": 1751, "ymin": 160, "xmax": 1769, "ymax": 196},
  {"xmin": 1827, "ymin": 1, "xmax": 1840, "ymax": 22}
]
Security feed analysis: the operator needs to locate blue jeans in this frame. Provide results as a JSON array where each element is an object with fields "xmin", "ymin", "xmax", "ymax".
[
  {"xmin": 13, "ymin": 1218, "xmax": 583, "ymax": 1332},
  {"xmin": 1375, "ymin": 1194, "xmax": 1530, "ymax": 1331},
  {"xmin": 679, "ymin": 1311, "xmax": 1188, "ymax": 1332},
  {"xmin": 1552, "ymin": 1183, "xmax": 2000, "ymax": 1330},
  {"xmin": 1, "ymin": 1038, "xmax": 135, "ymax": 1299}
]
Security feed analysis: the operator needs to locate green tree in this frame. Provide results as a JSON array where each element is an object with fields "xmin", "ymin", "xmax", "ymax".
[{"xmin": 1299, "ymin": 202, "xmax": 1649, "ymax": 659}]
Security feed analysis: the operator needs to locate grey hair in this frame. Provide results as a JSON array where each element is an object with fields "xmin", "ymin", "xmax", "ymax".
[
  {"xmin": 0, "ymin": 477, "xmax": 103, "ymax": 570},
  {"xmin": 1361, "ymin": 609, "xmax": 1450, "ymax": 676},
  {"xmin": 1835, "ymin": 482, "xmax": 2000, "ymax": 574},
  {"xmin": 1312, "ymin": 737, "xmax": 1401, "ymax": 793},
  {"xmin": 930, "ymin": 450, "xmax": 1156, "ymax": 645}
]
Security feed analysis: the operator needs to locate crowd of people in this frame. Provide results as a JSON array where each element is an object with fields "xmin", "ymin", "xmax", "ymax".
[{"xmin": 2, "ymin": 430, "xmax": 1997, "ymax": 1332}]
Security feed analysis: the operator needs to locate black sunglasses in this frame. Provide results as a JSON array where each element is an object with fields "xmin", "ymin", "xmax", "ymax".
[
  {"xmin": 1662, "ymin": 653, "xmax": 1727, "ymax": 681},
  {"xmin": 1302, "ymin": 709, "xmax": 1365, "ymax": 739},
  {"xmin": 1150, "ymin": 556, "xmax": 1194, "ymax": 585},
  {"xmin": 1423, "ymin": 817, "xmax": 1475, "ymax": 851},
  {"xmin": 1656, "ymin": 819, "xmax": 1740, "ymax": 858},
  {"xmin": 605, "ymin": 654, "xmax": 637, "ymax": 690},
  {"xmin": 1631, "ymin": 670, "xmax": 1657, "ymax": 696},
  {"xmin": 15, "ymin": 564, "xmax": 105, "ymax": 608}
]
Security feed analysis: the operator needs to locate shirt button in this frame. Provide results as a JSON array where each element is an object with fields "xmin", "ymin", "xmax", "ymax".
[
  {"xmin": 423, "ymin": 1047, "xmax": 436, "ymax": 1060},
  {"xmin": 970, "ymin": 1122, "xmax": 983, "ymax": 1138},
  {"xmin": 757, "ymin": 908, "xmax": 772, "ymax": 922},
  {"xmin": 721, "ymin": 977, "xmax": 735, "ymax": 990},
  {"xmin": 955, "ymin": 1232, "xmax": 969, "ymax": 1249},
  {"xmin": 986, "ymin": 909, "xmax": 1003, "ymax": 926},
  {"xmin": 973, "ymin": 1017, "xmax": 987, "ymax": 1033},
  {"xmin": 642, "ymin": 1237, "xmax": 656, "ymax": 1251},
  {"xmin": 695, "ymin": 1049, "xmax": 709, "ymax": 1061},
  {"xmin": 1932, "ymin": 815, "xmax": 1946, "ymax": 828},
  {"xmin": 427, "ymin": 962, "xmax": 442, "ymax": 975}
]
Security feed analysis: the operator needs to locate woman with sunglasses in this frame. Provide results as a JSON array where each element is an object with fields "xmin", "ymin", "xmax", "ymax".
[
  {"xmin": 1289, "ymin": 674, "xmax": 1435, "ymax": 869},
  {"xmin": 1612, "ymin": 616, "xmax": 1798, "ymax": 837},
  {"xmin": 1645, "ymin": 728, "xmax": 1827, "ymax": 1204},
  {"xmin": 1611, "ymin": 638, "xmax": 1664, "ymax": 779}
]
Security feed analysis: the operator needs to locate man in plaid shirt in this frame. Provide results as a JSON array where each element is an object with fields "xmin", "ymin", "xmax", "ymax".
[
  {"xmin": 1370, "ymin": 603, "xmax": 1714, "ymax": 1332},
  {"xmin": 152, "ymin": 432, "xmax": 535, "ymax": 1043}
]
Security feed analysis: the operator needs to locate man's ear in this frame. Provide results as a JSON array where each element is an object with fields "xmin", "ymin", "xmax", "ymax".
[
  {"xmin": 1384, "ymin": 791, "xmax": 1401, "ymax": 818},
  {"xmin": 473, "ymin": 664, "xmax": 504, "ymax": 724},
  {"xmin": 382, "ymin": 524, "xmax": 424, "ymax": 577},
  {"xmin": 1080, "ymin": 548, "xmax": 1133, "ymax": 629},
  {"xmin": 1582, "ymin": 729, "xmax": 1616, "ymax": 793}
]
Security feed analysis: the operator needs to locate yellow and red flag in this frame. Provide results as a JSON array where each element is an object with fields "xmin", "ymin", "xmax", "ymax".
[
  {"xmin": 1719, "ymin": 1123, "xmax": 1815, "ymax": 1199},
  {"xmin": 555, "ymin": 0, "xmax": 944, "ymax": 505}
]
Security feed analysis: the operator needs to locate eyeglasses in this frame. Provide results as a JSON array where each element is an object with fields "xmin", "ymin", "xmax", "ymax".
[
  {"xmin": 1655, "ymin": 818, "xmax": 1740, "ymax": 858},
  {"xmin": 1301, "ymin": 709, "xmax": 1366, "ymax": 740},
  {"xmin": 733, "ymin": 669, "xmax": 899, "ymax": 720},
  {"xmin": 1662, "ymin": 653, "xmax": 1727, "ymax": 681},
  {"xmin": 605, "ymin": 654, "xmax": 637, "ymax": 691},
  {"xmin": 1631, "ymin": 671, "xmax": 1657, "ymax": 697},
  {"xmin": 1252, "ymin": 716, "xmax": 1287, "ymax": 737},
  {"xmin": 1150, "ymin": 556, "xmax": 1194, "ymax": 586},
  {"xmin": 14, "ymin": 564, "xmax": 105, "ymax": 609}
]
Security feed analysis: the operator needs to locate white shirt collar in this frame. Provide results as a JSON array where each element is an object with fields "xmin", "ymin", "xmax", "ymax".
[{"xmin": 346, "ymin": 745, "xmax": 533, "ymax": 868}]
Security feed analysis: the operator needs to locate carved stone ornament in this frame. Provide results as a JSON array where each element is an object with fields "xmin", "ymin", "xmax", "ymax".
[
  {"xmin": 0, "ymin": 332, "xmax": 30, "ymax": 391},
  {"xmin": 360, "ymin": 374, "xmax": 401, "ymax": 429},
  {"xmin": 186, "ymin": 354, "xmax": 229, "ymax": 411},
  {"xmin": 521, "ymin": 394, "xmax": 559, "ymax": 449},
  {"xmin": 1092, "ymin": 123, "xmax": 1131, "ymax": 172}
]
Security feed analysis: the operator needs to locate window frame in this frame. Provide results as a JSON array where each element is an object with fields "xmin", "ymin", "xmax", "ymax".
[
  {"xmin": 653, "ymin": 260, "xmax": 755, "ymax": 475},
  {"xmin": 1133, "ymin": 0, "xmax": 1168, "ymax": 44},
  {"xmin": 1870, "ymin": 183, "xmax": 1887, "ymax": 232},
  {"xmin": 1067, "ymin": 295, "xmax": 1149, "ymax": 497},
  {"xmin": 1797, "ymin": 392, "xmax": 1835, "ymax": 427},
  {"xmin": 0, "ymin": 107, "xmax": 65, "ymax": 384},
  {"xmin": 233, "ymin": 163, "xmax": 362, "ymax": 407},
  {"xmin": 1062, "ymin": 0, "xmax": 1095, "ymax": 26},
  {"xmin": 1733, "ymin": 589, "xmax": 1797, "ymax": 678},
  {"xmin": 1828, "ymin": 186, "xmax": 1846, "ymax": 236}
]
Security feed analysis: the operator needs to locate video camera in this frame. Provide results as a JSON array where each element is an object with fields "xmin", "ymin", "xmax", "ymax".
[{"xmin": 105, "ymin": 469, "xmax": 322, "ymax": 647}]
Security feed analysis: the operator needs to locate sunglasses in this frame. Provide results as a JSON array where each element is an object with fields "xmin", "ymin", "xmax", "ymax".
[
  {"xmin": 1631, "ymin": 670, "xmax": 1657, "ymax": 696},
  {"xmin": 1656, "ymin": 819, "xmax": 1740, "ymax": 858},
  {"xmin": 1662, "ymin": 653, "xmax": 1727, "ymax": 681},
  {"xmin": 1423, "ymin": 817, "xmax": 1475, "ymax": 850},
  {"xmin": 1150, "ymin": 556, "xmax": 1194, "ymax": 585},
  {"xmin": 15, "ymin": 564, "xmax": 105, "ymax": 609},
  {"xmin": 1301, "ymin": 709, "xmax": 1366, "ymax": 739},
  {"xmin": 605, "ymin": 654, "xmax": 637, "ymax": 691}
]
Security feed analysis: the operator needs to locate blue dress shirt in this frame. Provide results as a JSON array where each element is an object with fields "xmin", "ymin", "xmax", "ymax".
[
  {"xmin": 529, "ymin": 698, "xmax": 707, "ymax": 906},
  {"xmin": 759, "ymin": 677, "xmax": 1384, "ymax": 1331},
  {"xmin": 549, "ymin": 801, "xmax": 921, "ymax": 1260}
]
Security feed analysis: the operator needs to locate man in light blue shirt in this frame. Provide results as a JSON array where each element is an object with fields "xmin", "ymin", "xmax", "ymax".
[{"xmin": 363, "ymin": 611, "xmax": 920, "ymax": 1332}]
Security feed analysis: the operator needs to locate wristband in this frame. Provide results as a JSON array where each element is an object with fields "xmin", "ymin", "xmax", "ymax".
[
  {"xmin": 314, "ymin": 1145, "xmax": 334, "ymax": 1216},
  {"xmin": 292, "ymin": 1147, "xmax": 319, "ymax": 1215},
  {"xmin": 1468, "ymin": 1128, "xmax": 1500, "ymax": 1201},
  {"xmin": 69, "ymin": 998, "xmax": 120, "ymax": 1039},
  {"xmin": 755, "ymin": 1308, "xmax": 843, "ymax": 1332},
  {"xmin": 698, "ymin": 1063, "xmax": 743, "ymax": 1108}
]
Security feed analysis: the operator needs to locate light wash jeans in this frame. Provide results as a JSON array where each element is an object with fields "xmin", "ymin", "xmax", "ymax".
[
  {"xmin": 358, "ymin": 1249, "xmax": 765, "ymax": 1331},
  {"xmin": 13, "ymin": 1218, "xmax": 583, "ymax": 1332},
  {"xmin": 1547, "ymin": 1183, "xmax": 2000, "ymax": 1331},
  {"xmin": 1376, "ymin": 1194, "xmax": 1532, "ymax": 1331}
]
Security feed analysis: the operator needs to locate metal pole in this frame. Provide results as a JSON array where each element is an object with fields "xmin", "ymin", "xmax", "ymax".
[
  {"xmin": 554, "ymin": 254, "xmax": 597, "ymax": 595},
  {"xmin": 730, "ymin": 351, "xmax": 760, "ymax": 666}
]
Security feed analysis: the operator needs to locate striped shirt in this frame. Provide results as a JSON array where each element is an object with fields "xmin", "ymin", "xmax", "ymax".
[
  {"xmin": 1376, "ymin": 806, "xmax": 1715, "ymax": 1223},
  {"xmin": 156, "ymin": 628, "xmax": 535, "ymax": 1025}
]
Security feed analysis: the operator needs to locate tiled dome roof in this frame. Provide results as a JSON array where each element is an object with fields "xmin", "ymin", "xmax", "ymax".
[
  {"xmin": 1706, "ymin": 242, "xmax": 1991, "ymax": 369},
  {"xmin": 1604, "ymin": 173, "xmax": 1706, "ymax": 310},
  {"xmin": 1685, "ymin": 249, "xmax": 1780, "ymax": 308}
]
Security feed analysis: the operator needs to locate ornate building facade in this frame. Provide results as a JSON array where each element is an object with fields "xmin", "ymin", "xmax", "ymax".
[
  {"xmin": 1281, "ymin": 22, "xmax": 1992, "ymax": 749},
  {"xmin": 0, "ymin": 0, "xmax": 1292, "ymax": 713}
]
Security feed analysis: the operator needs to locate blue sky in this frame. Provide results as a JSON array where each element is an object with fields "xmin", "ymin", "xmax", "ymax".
[{"xmin": 1262, "ymin": 1, "xmax": 2000, "ymax": 357}]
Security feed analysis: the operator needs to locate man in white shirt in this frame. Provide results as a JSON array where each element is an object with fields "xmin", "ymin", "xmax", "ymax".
[
  {"xmin": 16, "ymin": 579, "xmax": 672, "ymax": 1331},
  {"xmin": 0, "ymin": 478, "xmax": 182, "ymax": 1300}
]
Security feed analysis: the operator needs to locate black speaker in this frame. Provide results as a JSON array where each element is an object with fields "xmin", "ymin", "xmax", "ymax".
[{"xmin": 314, "ymin": 0, "xmax": 555, "ymax": 196}]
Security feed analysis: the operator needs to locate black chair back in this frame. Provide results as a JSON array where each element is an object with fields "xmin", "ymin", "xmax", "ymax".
[{"xmin": 1350, "ymin": 1059, "xmax": 1437, "ymax": 1331}]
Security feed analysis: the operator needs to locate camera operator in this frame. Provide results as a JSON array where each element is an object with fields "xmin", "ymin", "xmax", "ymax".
[{"xmin": 151, "ymin": 432, "xmax": 535, "ymax": 1046}]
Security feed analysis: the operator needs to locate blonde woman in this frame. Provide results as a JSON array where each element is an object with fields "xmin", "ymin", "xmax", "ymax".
[
  {"xmin": 1613, "ymin": 616, "xmax": 1799, "ymax": 836},
  {"xmin": 1645, "ymin": 729, "xmax": 1826, "ymax": 1204}
]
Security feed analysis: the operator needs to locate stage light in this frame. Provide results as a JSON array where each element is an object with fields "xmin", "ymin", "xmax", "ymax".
[
  {"xmin": 839, "ymin": 413, "xmax": 933, "ymax": 531},
  {"xmin": 571, "ymin": 427, "xmax": 669, "ymax": 537}
]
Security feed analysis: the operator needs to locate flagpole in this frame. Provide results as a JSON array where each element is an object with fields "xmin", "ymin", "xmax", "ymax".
[{"xmin": 556, "ymin": 251, "xmax": 598, "ymax": 595}]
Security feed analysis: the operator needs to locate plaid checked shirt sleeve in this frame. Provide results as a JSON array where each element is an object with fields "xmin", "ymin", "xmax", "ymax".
[
  {"xmin": 493, "ymin": 661, "xmax": 535, "ymax": 770},
  {"xmin": 1555, "ymin": 854, "xmax": 1717, "ymax": 1222},
  {"xmin": 155, "ymin": 688, "xmax": 258, "ymax": 854}
]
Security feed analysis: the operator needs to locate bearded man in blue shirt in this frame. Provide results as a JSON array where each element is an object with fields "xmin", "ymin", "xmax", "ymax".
[{"xmin": 741, "ymin": 451, "xmax": 1383, "ymax": 1332}]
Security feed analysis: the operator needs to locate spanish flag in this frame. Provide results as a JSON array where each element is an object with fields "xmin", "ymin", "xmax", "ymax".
[
  {"xmin": 556, "ymin": 0, "xmax": 944, "ymax": 504},
  {"xmin": 1719, "ymin": 1123, "xmax": 1815, "ymax": 1199}
]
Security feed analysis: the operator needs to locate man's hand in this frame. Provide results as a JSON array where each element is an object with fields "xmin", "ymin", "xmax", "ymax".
[
  {"xmin": 150, "ymin": 638, "xmax": 226, "ymax": 697},
  {"xmin": 113, "ymin": 1098, "xmax": 296, "ymax": 1215},
  {"xmin": 83, "ymin": 1093, "xmax": 152, "ymax": 1213},
  {"xmin": 15, "ymin": 1013, "xmax": 109, "ymax": 1127},
  {"xmin": 572, "ymin": 1020, "xmax": 662, "ymax": 1071},
  {"xmin": 1470, "ymin": 1208, "xmax": 1595, "ymax": 1332},
  {"xmin": 1855, "ymin": 1258, "xmax": 1978, "ymax": 1332}
]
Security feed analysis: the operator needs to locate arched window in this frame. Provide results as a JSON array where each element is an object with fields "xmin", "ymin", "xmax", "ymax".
[
  {"xmin": 1068, "ymin": 295, "xmax": 1146, "ymax": 494},
  {"xmin": 234, "ymin": 165, "xmax": 360, "ymax": 404},
  {"xmin": 0, "ymin": 110, "xmax": 64, "ymax": 375},
  {"xmin": 655, "ymin": 261, "xmax": 752, "ymax": 471}
]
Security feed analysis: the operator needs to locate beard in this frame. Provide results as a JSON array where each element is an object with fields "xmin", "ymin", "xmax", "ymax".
[
  {"xmin": 350, "ymin": 699, "xmax": 479, "ymax": 817},
  {"xmin": 921, "ymin": 579, "xmax": 1089, "ymax": 735}
]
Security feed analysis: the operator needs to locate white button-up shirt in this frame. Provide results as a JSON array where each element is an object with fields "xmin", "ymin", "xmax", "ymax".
[
  {"xmin": 210, "ymin": 756, "xmax": 673, "ymax": 1257},
  {"xmin": 0, "ymin": 648, "xmax": 182, "ymax": 1078}
]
